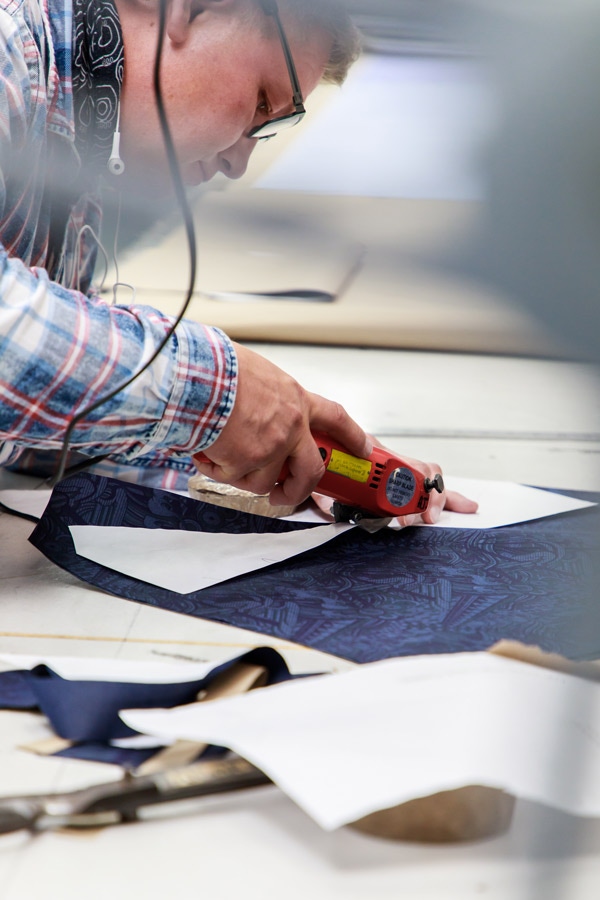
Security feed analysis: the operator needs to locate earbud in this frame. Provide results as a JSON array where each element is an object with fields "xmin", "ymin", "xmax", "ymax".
[
  {"xmin": 107, "ymin": 102, "xmax": 125, "ymax": 176},
  {"xmin": 108, "ymin": 130, "xmax": 125, "ymax": 175}
]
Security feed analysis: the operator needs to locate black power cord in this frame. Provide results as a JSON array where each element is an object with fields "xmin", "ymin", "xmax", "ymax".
[{"xmin": 50, "ymin": 0, "xmax": 197, "ymax": 486}]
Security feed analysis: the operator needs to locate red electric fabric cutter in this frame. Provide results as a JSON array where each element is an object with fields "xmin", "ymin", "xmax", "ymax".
[{"xmin": 194, "ymin": 432, "xmax": 444, "ymax": 523}]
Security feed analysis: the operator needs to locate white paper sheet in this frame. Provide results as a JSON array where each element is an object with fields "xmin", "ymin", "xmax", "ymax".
[
  {"xmin": 69, "ymin": 522, "xmax": 353, "ymax": 594},
  {"xmin": 408, "ymin": 476, "xmax": 595, "ymax": 529},
  {"xmin": 0, "ymin": 489, "xmax": 51, "ymax": 520},
  {"xmin": 122, "ymin": 652, "xmax": 600, "ymax": 830},
  {"xmin": 303, "ymin": 477, "xmax": 595, "ymax": 530}
]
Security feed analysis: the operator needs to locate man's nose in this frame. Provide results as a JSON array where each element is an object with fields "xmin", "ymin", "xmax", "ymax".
[{"xmin": 218, "ymin": 137, "xmax": 256, "ymax": 180}]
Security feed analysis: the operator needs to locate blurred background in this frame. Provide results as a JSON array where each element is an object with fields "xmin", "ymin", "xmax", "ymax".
[
  {"xmin": 108, "ymin": 0, "xmax": 599, "ymax": 360},
  {"xmin": 103, "ymin": 0, "xmax": 600, "ymax": 493}
]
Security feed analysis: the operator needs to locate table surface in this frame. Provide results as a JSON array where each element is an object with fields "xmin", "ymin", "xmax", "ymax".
[{"xmin": 1, "ymin": 343, "xmax": 600, "ymax": 900}]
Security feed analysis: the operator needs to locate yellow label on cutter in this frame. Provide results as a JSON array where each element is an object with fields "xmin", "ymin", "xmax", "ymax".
[{"xmin": 327, "ymin": 449, "xmax": 371, "ymax": 483}]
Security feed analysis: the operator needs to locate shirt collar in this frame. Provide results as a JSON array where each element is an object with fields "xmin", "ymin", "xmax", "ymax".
[{"xmin": 71, "ymin": 0, "xmax": 124, "ymax": 172}]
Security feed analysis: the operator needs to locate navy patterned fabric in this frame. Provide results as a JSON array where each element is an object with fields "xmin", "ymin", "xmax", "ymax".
[{"xmin": 29, "ymin": 473, "xmax": 600, "ymax": 663}]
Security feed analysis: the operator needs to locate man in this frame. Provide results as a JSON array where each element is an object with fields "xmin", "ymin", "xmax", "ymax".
[{"xmin": 0, "ymin": 0, "xmax": 474, "ymax": 521}]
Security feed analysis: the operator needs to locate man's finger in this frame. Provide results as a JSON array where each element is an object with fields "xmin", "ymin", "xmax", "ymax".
[
  {"xmin": 445, "ymin": 490, "xmax": 479, "ymax": 514},
  {"xmin": 307, "ymin": 394, "xmax": 373, "ymax": 459}
]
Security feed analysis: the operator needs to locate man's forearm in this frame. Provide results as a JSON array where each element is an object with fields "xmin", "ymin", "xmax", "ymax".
[{"xmin": 0, "ymin": 251, "xmax": 237, "ymax": 463}]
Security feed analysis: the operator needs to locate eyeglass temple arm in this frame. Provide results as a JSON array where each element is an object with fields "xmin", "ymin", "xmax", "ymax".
[{"xmin": 257, "ymin": 0, "xmax": 304, "ymax": 109}]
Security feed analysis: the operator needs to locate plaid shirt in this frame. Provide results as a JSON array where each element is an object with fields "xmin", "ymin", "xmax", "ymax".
[{"xmin": 0, "ymin": 0, "xmax": 237, "ymax": 489}]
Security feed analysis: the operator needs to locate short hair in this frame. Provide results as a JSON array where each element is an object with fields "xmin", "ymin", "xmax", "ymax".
[{"xmin": 259, "ymin": 0, "xmax": 362, "ymax": 86}]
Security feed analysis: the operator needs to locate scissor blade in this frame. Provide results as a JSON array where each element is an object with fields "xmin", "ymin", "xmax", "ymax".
[
  {"xmin": 0, "ymin": 757, "xmax": 271, "ymax": 834},
  {"xmin": 0, "ymin": 799, "xmax": 40, "ymax": 834}
]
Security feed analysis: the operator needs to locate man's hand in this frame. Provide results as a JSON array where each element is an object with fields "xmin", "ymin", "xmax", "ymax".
[
  {"xmin": 368, "ymin": 443, "xmax": 478, "ymax": 526},
  {"xmin": 193, "ymin": 343, "xmax": 372, "ymax": 507},
  {"xmin": 394, "ymin": 457, "xmax": 478, "ymax": 526},
  {"xmin": 310, "ymin": 450, "xmax": 478, "ymax": 526}
]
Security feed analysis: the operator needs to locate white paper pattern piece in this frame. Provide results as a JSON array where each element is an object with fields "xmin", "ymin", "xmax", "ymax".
[
  {"xmin": 69, "ymin": 522, "xmax": 353, "ymax": 594},
  {"xmin": 123, "ymin": 652, "xmax": 600, "ymax": 831},
  {"xmin": 0, "ymin": 489, "xmax": 52, "ymax": 520},
  {"xmin": 409, "ymin": 476, "xmax": 596, "ymax": 530},
  {"xmin": 302, "ymin": 478, "xmax": 595, "ymax": 530}
]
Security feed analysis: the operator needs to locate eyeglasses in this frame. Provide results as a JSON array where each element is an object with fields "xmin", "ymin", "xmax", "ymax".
[{"xmin": 248, "ymin": 0, "xmax": 306, "ymax": 141}]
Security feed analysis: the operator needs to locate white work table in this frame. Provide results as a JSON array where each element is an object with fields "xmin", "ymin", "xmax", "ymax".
[
  {"xmin": 1, "ymin": 344, "xmax": 600, "ymax": 900},
  {"xmin": 3, "ymin": 35, "xmax": 600, "ymax": 897}
]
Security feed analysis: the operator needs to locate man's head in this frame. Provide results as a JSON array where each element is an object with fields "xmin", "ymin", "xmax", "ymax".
[{"xmin": 115, "ymin": 0, "xmax": 360, "ymax": 185}]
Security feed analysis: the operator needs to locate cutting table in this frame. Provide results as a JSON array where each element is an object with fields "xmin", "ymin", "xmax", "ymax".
[{"xmin": 1, "ymin": 343, "xmax": 600, "ymax": 900}]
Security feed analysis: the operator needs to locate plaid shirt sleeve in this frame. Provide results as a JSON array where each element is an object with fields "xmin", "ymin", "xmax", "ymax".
[{"xmin": 0, "ymin": 252, "xmax": 238, "ymax": 467}]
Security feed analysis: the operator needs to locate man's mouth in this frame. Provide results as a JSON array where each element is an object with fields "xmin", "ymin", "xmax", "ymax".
[{"xmin": 182, "ymin": 161, "xmax": 207, "ymax": 186}]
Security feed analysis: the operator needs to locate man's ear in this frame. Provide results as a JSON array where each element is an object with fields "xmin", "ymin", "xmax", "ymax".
[
  {"xmin": 167, "ymin": 0, "xmax": 243, "ymax": 44},
  {"xmin": 167, "ymin": 0, "xmax": 195, "ymax": 44}
]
